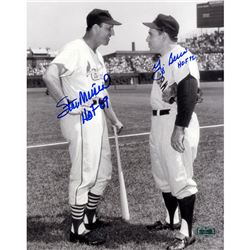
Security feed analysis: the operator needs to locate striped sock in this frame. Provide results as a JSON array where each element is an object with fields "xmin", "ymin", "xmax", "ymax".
[
  {"xmin": 87, "ymin": 192, "xmax": 101, "ymax": 210},
  {"xmin": 84, "ymin": 192, "xmax": 101, "ymax": 225},
  {"xmin": 70, "ymin": 204, "xmax": 86, "ymax": 234},
  {"xmin": 71, "ymin": 204, "xmax": 85, "ymax": 220}
]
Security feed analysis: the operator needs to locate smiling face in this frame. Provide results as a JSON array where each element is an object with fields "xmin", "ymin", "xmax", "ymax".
[
  {"xmin": 97, "ymin": 23, "xmax": 115, "ymax": 46},
  {"xmin": 146, "ymin": 28, "xmax": 165, "ymax": 53}
]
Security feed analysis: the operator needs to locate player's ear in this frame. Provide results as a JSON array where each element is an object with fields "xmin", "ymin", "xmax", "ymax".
[
  {"xmin": 92, "ymin": 24, "xmax": 101, "ymax": 33},
  {"xmin": 162, "ymin": 32, "xmax": 171, "ymax": 42}
]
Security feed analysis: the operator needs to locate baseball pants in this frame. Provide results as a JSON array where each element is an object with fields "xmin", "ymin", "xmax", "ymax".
[
  {"xmin": 60, "ymin": 105, "xmax": 112, "ymax": 205},
  {"xmin": 149, "ymin": 110, "xmax": 199, "ymax": 199}
]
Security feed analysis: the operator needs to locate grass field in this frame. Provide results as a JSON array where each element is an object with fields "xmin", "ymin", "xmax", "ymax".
[{"xmin": 27, "ymin": 82, "xmax": 224, "ymax": 250}]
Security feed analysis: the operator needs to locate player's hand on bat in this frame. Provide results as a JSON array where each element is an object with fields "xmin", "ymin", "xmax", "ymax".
[
  {"xmin": 171, "ymin": 126, "xmax": 185, "ymax": 153},
  {"xmin": 113, "ymin": 120, "xmax": 123, "ymax": 134}
]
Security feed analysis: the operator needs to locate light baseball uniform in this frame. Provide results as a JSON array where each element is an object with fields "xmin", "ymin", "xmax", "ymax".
[
  {"xmin": 51, "ymin": 39, "xmax": 112, "ymax": 205},
  {"xmin": 150, "ymin": 45, "xmax": 200, "ymax": 199}
]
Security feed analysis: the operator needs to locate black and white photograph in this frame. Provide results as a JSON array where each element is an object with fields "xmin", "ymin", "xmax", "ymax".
[{"xmin": 27, "ymin": 1, "xmax": 224, "ymax": 249}]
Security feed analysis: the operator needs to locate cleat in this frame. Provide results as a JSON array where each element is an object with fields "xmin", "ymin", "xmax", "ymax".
[
  {"xmin": 69, "ymin": 229, "xmax": 106, "ymax": 245},
  {"xmin": 87, "ymin": 218, "xmax": 111, "ymax": 230},
  {"xmin": 167, "ymin": 234, "xmax": 196, "ymax": 250},
  {"xmin": 146, "ymin": 220, "xmax": 181, "ymax": 231}
]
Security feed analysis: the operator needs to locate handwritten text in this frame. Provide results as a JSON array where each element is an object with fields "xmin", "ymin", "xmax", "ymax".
[
  {"xmin": 152, "ymin": 58, "xmax": 165, "ymax": 81},
  {"xmin": 81, "ymin": 95, "xmax": 109, "ymax": 124},
  {"xmin": 177, "ymin": 55, "xmax": 196, "ymax": 68},
  {"xmin": 168, "ymin": 48, "xmax": 188, "ymax": 66},
  {"xmin": 56, "ymin": 73, "xmax": 111, "ymax": 119}
]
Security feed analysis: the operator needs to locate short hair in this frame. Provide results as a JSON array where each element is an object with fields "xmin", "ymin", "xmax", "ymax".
[
  {"xmin": 86, "ymin": 22, "xmax": 104, "ymax": 32},
  {"xmin": 156, "ymin": 29, "xmax": 178, "ymax": 42}
]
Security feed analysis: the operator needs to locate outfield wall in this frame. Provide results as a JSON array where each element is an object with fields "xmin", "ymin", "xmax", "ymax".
[{"xmin": 27, "ymin": 70, "xmax": 224, "ymax": 88}]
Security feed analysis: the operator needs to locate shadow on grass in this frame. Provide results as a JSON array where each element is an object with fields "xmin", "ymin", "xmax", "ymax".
[{"xmin": 27, "ymin": 211, "xmax": 173, "ymax": 248}]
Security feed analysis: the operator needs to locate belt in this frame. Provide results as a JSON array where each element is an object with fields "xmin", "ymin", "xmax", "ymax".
[{"xmin": 152, "ymin": 109, "xmax": 170, "ymax": 116}]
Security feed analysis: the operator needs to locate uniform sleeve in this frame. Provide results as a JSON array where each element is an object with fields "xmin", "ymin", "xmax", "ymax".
[
  {"xmin": 50, "ymin": 44, "xmax": 79, "ymax": 77},
  {"xmin": 175, "ymin": 74, "xmax": 198, "ymax": 127}
]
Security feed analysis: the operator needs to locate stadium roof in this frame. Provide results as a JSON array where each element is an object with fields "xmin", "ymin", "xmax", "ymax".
[{"xmin": 30, "ymin": 48, "xmax": 48, "ymax": 55}]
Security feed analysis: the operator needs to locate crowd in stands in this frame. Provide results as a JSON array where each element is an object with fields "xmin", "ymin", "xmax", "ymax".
[
  {"xmin": 185, "ymin": 30, "xmax": 224, "ymax": 54},
  {"xmin": 27, "ymin": 30, "xmax": 224, "ymax": 76},
  {"xmin": 105, "ymin": 30, "xmax": 224, "ymax": 73},
  {"xmin": 27, "ymin": 61, "xmax": 49, "ymax": 76},
  {"xmin": 185, "ymin": 30, "xmax": 224, "ymax": 71},
  {"xmin": 105, "ymin": 55, "xmax": 155, "ymax": 74},
  {"xmin": 105, "ymin": 56, "xmax": 134, "ymax": 73},
  {"xmin": 130, "ymin": 55, "xmax": 154, "ymax": 73},
  {"xmin": 198, "ymin": 53, "xmax": 224, "ymax": 71}
]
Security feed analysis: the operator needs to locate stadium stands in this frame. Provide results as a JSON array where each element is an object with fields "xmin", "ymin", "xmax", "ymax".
[
  {"xmin": 27, "ymin": 61, "xmax": 50, "ymax": 76},
  {"xmin": 27, "ymin": 30, "xmax": 224, "ymax": 81},
  {"xmin": 185, "ymin": 30, "xmax": 224, "ymax": 71},
  {"xmin": 104, "ymin": 30, "xmax": 224, "ymax": 74}
]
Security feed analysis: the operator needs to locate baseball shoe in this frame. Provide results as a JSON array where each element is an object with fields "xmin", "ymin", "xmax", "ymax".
[
  {"xmin": 146, "ymin": 220, "xmax": 181, "ymax": 231},
  {"xmin": 84, "ymin": 213, "xmax": 111, "ymax": 231},
  {"xmin": 89, "ymin": 218, "xmax": 111, "ymax": 230},
  {"xmin": 166, "ymin": 234, "xmax": 196, "ymax": 250},
  {"xmin": 69, "ymin": 229, "xmax": 106, "ymax": 245}
]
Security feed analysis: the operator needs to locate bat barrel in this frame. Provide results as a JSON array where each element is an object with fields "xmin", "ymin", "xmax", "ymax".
[{"xmin": 113, "ymin": 126, "xmax": 130, "ymax": 221}]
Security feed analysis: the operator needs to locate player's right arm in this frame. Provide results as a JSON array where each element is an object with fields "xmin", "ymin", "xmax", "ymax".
[
  {"xmin": 42, "ymin": 63, "xmax": 67, "ymax": 104},
  {"xmin": 43, "ymin": 64, "xmax": 85, "ymax": 116}
]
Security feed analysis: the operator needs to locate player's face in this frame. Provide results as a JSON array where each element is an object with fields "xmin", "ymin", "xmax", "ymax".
[
  {"xmin": 98, "ymin": 23, "xmax": 115, "ymax": 46},
  {"xmin": 146, "ymin": 28, "xmax": 164, "ymax": 53}
]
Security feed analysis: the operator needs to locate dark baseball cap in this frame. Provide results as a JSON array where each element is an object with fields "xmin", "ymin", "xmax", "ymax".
[
  {"xmin": 87, "ymin": 9, "xmax": 122, "ymax": 28},
  {"xmin": 143, "ymin": 14, "xmax": 179, "ymax": 41}
]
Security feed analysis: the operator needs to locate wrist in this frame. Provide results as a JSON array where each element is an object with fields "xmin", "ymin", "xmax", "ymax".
[
  {"xmin": 174, "ymin": 125, "xmax": 185, "ymax": 132},
  {"xmin": 174, "ymin": 125, "xmax": 185, "ymax": 134}
]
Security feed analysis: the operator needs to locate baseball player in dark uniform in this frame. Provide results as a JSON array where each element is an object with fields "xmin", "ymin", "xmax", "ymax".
[
  {"xmin": 143, "ymin": 14, "xmax": 200, "ymax": 250},
  {"xmin": 43, "ymin": 9, "xmax": 123, "ymax": 245}
]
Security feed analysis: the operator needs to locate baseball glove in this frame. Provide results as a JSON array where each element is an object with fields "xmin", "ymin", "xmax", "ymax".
[
  {"xmin": 162, "ymin": 83, "xmax": 203, "ymax": 104},
  {"xmin": 196, "ymin": 88, "xmax": 203, "ymax": 103}
]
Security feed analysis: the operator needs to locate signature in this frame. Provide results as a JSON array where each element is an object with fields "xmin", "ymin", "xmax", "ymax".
[
  {"xmin": 168, "ymin": 48, "xmax": 188, "ymax": 66},
  {"xmin": 152, "ymin": 58, "xmax": 165, "ymax": 81},
  {"xmin": 81, "ymin": 95, "xmax": 109, "ymax": 124},
  {"xmin": 152, "ymin": 49, "xmax": 197, "ymax": 79},
  {"xmin": 56, "ymin": 73, "xmax": 111, "ymax": 119}
]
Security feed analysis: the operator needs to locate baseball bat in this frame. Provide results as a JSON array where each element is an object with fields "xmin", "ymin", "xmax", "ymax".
[{"xmin": 113, "ymin": 126, "xmax": 130, "ymax": 221}]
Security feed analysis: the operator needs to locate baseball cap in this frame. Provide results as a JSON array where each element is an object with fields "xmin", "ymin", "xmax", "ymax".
[
  {"xmin": 87, "ymin": 9, "xmax": 122, "ymax": 28},
  {"xmin": 143, "ymin": 14, "xmax": 179, "ymax": 41}
]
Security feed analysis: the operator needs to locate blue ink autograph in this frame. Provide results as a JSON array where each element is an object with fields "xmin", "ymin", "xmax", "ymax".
[
  {"xmin": 168, "ymin": 48, "xmax": 188, "ymax": 66},
  {"xmin": 81, "ymin": 95, "xmax": 109, "ymax": 124},
  {"xmin": 177, "ymin": 55, "xmax": 196, "ymax": 68},
  {"xmin": 56, "ymin": 73, "xmax": 111, "ymax": 119},
  {"xmin": 152, "ymin": 58, "xmax": 165, "ymax": 81},
  {"xmin": 151, "ymin": 48, "xmax": 197, "ymax": 77}
]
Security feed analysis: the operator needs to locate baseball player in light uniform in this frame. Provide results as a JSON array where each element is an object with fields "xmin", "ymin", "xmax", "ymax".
[
  {"xmin": 43, "ymin": 9, "xmax": 123, "ymax": 245},
  {"xmin": 143, "ymin": 14, "xmax": 200, "ymax": 250}
]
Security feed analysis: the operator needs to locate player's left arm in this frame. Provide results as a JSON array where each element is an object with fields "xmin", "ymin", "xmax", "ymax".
[
  {"xmin": 103, "ymin": 90, "xmax": 123, "ymax": 134},
  {"xmin": 171, "ymin": 74, "xmax": 198, "ymax": 153}
]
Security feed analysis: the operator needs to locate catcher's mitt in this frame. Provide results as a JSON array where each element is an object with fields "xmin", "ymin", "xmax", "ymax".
[
  {"xmin": 196, "ymin": 88, "xmax": 203, "ymax": 103},
  {"xmin": 162, "ymin": 83, "xmax": 203, "ymax": 104}
]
